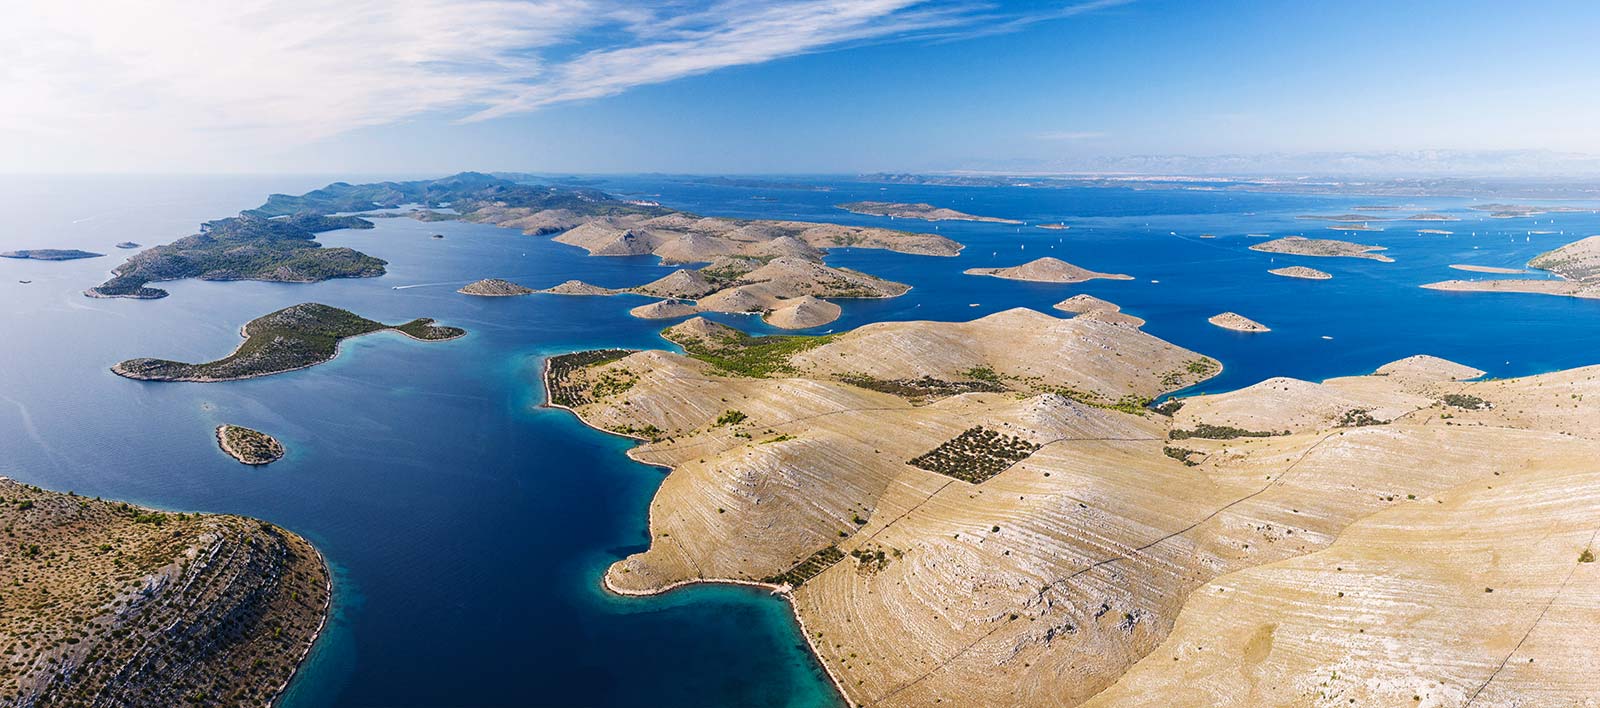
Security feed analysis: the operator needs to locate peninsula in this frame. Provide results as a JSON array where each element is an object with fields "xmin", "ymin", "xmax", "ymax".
[
  {"xmin": 1250, "ymin": 236, "xmax": 1394, "ymax": 262},
  {"xmin": 113, "ymin": 303, "xmax": 464, "ymax": 382},
  {"xmin": 837, "ymin": 201, "xmax": 1022, "ymax": 224},
  {"xmin": 1267, "ymin": 265, "xmax": 1332, "ymax": 279},
  {"xmin": 548, "ymin": 306, "xmax": 1600, "ymax": 707},
  {"xmin": 965, "ymin": 257, "xmax": 1133, "ymax": 283},
  {"xmin": 1052, "ymin": 294, "xmax": 1145, "ymax": 326},
  {"xmin": 2, "ymin": 249, "xmax": 103, "ymax": 260},
  {"xmin": 216, "ymin": 424, "xmax": 286, "ymax": 465},
  {"xmin": 1449, "ymin": 264, "xmax": 1526, "ymax": 274},
  {"xmin": 1422, "ymin": 235, "xmax": 1600, "ymax": 299},
  {"xmin": 1207, "ymin": 311, "xmax": 1270, "ymax": 332},
  {"xmin": 0, "ymin": 477, "xmax": 328, "ymax": 706}
]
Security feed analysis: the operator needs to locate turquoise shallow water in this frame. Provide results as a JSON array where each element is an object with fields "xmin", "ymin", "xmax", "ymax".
[{"xmin": 1, "ymin": 175, "xmax": 1597, "ymax": 706}]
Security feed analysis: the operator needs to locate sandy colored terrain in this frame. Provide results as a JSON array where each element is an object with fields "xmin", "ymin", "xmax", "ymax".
[
  {"xmin": 1267, "ymin": 266, "xmax": 1331, "ymax": 280},
  {"xmin": 535, "ymin": 212, "xmax": 962, "ymax": 262},
  {"xmin": 837, "ymin": 201, "xmax": 1022, "ymax": 224},
  {"xmin": 1052, "ymin": 294, "xmax": 1145, "ymax": 327},
  {"xmin": 545, "ymin": 302, "xmax": 1600, "ymax": 707},
  {"xmin": 1250, "ymin": 236, "xmax": 1393, "ymax": 262},
  {"xmin": 1449, "ymin": 264, "xmax": 1527, "ymax": 274},
  {"xmin": 1207, "ymin": 312, "xmax": 1270, "ymax": 332},
  {"xmin": 459, "ymin": 278, "xmax": 537, "ymax": 296},
  {"xmin": 965, "ymin": 257, "xmax": 1133, "ymax": 283}
]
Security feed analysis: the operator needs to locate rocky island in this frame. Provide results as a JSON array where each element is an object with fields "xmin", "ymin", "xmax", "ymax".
[
  {"xmin": 1267, "ymin": 265, "xmax": 1332, "ymax": 279},
  {"xmin": 965, "ymin": 256, "xmax": 1133, "ymax": 283},
  {"xmin": 1423, "ymin": 235, "xmax": 1600, "ymax": 300},
  {"xmin": 459, "ymin": 278, "xmax": 537, "ymax": 296},
  {"xmin": 0, "ymin": 477, "xmax": 328, "ymax": 706},
  {"xmin": 837, "ymin": 201, "xmax": 1022, "ymax": 224},
  {"xmin": 1449, "ymin": 264, "xmax": 1526, "ymax": 274},
  {"xmin": 1250, "ymin": 236, "xmax": 1393, "ymax": 262},
  {"xmin": 1, "ymin": 249, "xmax": 103, "ymax": 260},
  {"xmin": 1469, "ymin": 203, "xmax": 1589, "ymax": 218},
  {"xmin": 1207, "ymin": 311, "xmax": 1270, "ymax": 332},
  {"xmin": 216, "ymin": 424, "xmax": 286, "ymax": 465},
  {"xmin": 527, "ymin": 256, "xmax": 906, "ymax": 329},
  {"xmin": 113, "ymin": 303, "xmax": 464, "ymax": 382},
  {"xmin": 545, "ymin": 305, "xmax": 1600, "ymax": 707},
  {"xmin": 1052, "ymin": 294, "xmax": 1145, "ymax": 326},
  {"xmin": 114, "ymin": 241, "xmax": 141, "ymax": 249}
]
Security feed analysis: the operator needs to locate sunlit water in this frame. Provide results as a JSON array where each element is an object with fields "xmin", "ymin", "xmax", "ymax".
[{"xmin": 2, "ymin": 175, "xmax": 1596, "ymax": 706}]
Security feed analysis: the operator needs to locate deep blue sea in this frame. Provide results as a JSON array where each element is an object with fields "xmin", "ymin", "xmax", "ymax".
[{"xmin": 2, "ymin": 174, "xmax": 1598, "ymax": 707}]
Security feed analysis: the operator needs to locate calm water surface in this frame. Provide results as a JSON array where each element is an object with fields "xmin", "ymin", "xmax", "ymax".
[{"xmin": 2, "ymin": 175, "xmax": 1597, "ymax": 706}]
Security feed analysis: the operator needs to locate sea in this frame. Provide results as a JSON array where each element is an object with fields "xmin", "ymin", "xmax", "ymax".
[{"xmin": 2, "ymin": 174, "xmax": 1598, "ymax": 707}]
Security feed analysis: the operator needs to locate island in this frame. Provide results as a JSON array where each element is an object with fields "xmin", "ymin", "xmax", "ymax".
[
  {"xmin": 1, "ymin": 249, "xmax": 103, "ymax": 260},
  {"xmin": 1418, "ymin": 228, "xmax": 1454, "ymax": 234},
  {"xmin": 1035, "ymin": 223, "xmax": 1070, "ymax": 230},
  {"xmin": 1469, "ymin": 203, "xmax": 1589, "ymax": 218},
  {"xmin": 545, "ymin": 306, "xmax": 1600, "ymax": 707},
  {"xmin": 1207, "ymin": 311, "xmax": 1270, "ymax": 332},
  {"xmin": 1295, "ymin": 213, "xmax": 1387, "ymax": 222},
  {"xmin": 1402, "ymin": 212, "xmax": 1457, "ymax": 221},
  {"xmin": 114, "ymin": 241, "xmax": 141, "ymax": 249},
  {"xmin": 964, "ymin": 256, "xmax": 1133, "ymax": 283},
  {"xmin": 533, "ymin": 257, "xmax": 905, "ymax": 329},
  {"xmin": 459, "ymin": 278, "xmax": 537, "ymax": 296},
  {"xmin": 1422, "ymin": 235, "xmax": 1600, "ymax": 300},
  {"xmin": 1268, "ymin": 265, "xmax": 1332, "ymax": 279},
  {"xmin": 112, "ymin": 303, "xmax": 465, "ymax": 382},
  {"xmin": 0, "ymin": 477, "xmax": 328, "ymax": 706},
  {"xmin": 836, "ymin": 201, "xmax": 1022, "ymax": 224},
  {"xmin": 1052, "ymin": 294, "xmax": 1145, "ymax": 326},
  {"xmin": 1249, "ymin": 236, "xmax": 1394, "ymax": 262},
  {"xmin": 87, "ymin": 214, "xmax": 382, "ymax": 299},
  {"xmin": 216, "ymin": 424, "xmax": 286, "ymax": 465},
  {"xmin": 1449, "ymin": 264, "xmax": 1526, "ymax": 274}
]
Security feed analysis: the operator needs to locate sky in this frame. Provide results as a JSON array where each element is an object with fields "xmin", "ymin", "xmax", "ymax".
[{"xmin": 3, "ymin": 0, "xmax": 1599, "ymax": 175}]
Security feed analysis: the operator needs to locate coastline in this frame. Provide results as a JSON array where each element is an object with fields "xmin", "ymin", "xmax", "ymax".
[
  {"xmin": 272, "ymin": 548, "xmax": 335, "ymax": 707},
  {"xmin": 112, "ymin": 322, "xmax": 466, "ymax": 383},
  {"xmin": 541, "ymin": 355, "xmax": 857, "ymax": 708}
]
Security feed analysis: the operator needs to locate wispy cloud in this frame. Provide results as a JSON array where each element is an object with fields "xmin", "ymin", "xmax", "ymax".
[{"xmin": 0, "ymin": 0, "xmax": 1126, "ymax": 160}]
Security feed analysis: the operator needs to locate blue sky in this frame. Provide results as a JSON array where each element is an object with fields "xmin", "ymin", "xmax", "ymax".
[{"xmin": 4, "ymin": 0, "xmax": 1598, "ymax": 174}]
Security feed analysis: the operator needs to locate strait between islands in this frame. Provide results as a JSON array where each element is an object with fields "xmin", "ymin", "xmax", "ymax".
[
  {"xmin": 543, "ymin": 304, "xmax": 1600, "ymax": 707},
  {"xmin": 1424, "ymin": 235, "xmax": 1600, "ymax": 300}
]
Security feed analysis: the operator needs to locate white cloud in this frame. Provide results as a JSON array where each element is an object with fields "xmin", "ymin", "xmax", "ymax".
[{"xmin": 0, "ymin": 0, "xmax": 1124, "ymax": 168}]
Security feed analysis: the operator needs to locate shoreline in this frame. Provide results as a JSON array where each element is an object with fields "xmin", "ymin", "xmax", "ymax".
[
  {"xmin": 272, "ymin": 548, "xmax": 335, "ymax": 707},
  {"xmin": 215, "ymin": 425, "xmax": 285, "ymax": 465},
  {"xmin": 540, "ymin": 355, "xmax": 857, "ymax": 707},
  {"xmin": 112, "ymin": 322, "xmax": 466, "ymax": 383}
]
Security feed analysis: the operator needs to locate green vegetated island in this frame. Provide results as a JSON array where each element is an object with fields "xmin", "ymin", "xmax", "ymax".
[
  {"xmin": 836, "ymin": 201, "xmax": 1022, "ymax": 224},
  {"xmin": 1249, "ymin": 236, "xmax": 1393, "ymax": 262},
  {"xmin": 1423, "ymin": 234, "xmax": 1600, "ymax": 299},
  {"xmin": 112, "ymin": 303, "xmax": 464, "ymax": 382},
  {"xmin": 2, "ymin": 249, "xmax": 103, "ymax": 261},
  {"xmin": 87, "ymin": 215, "xmax": 382, "ymax": 299},
  {"xmin": 216, "ymin": 424, "xmax": 286, "ymax": 465},
  {"xmin": 0, "ymin": 477, "xmax": 328, "ymax": 706}
]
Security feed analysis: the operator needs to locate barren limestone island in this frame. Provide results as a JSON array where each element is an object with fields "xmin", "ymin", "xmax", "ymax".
[
  {"xmin": 216, "ymin": 425, "xmax": 286, "ymax": 465},
  {"xmin": 542, "ymin": 303, "xmax": 1600, "ymax": 707},
  {"xmin": 1267, "ymin": 265, "xmax": 1332, "ymax": 280},
  {"xmin": 1, "ymin": 249, "xmax": 103, "ymax": 261},
  {"xmin": 836, "ymin": 201, "xmax": 1022, "ymax": 224},
  {"xmin": 1423, "ymin": 234, "xmax": 1600, "ymax": 299},
  {"xmin": 0, "ymin": 478, "xmax": 328, "ymax": 706},
  {"xmin": 965, "ymin": 256, "xmax": 1133, "ymax": 283},
  {"xmin": 1207, "ymin": 311, "xmax": 1270, "ymax": 332},
  {"xmin": 1250, "ymin": 236, "xmax": 1393, "ymax": 262},
  {"xmin": 112, "ymin": 303, "xmax": 464, "ymax": 382}
]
